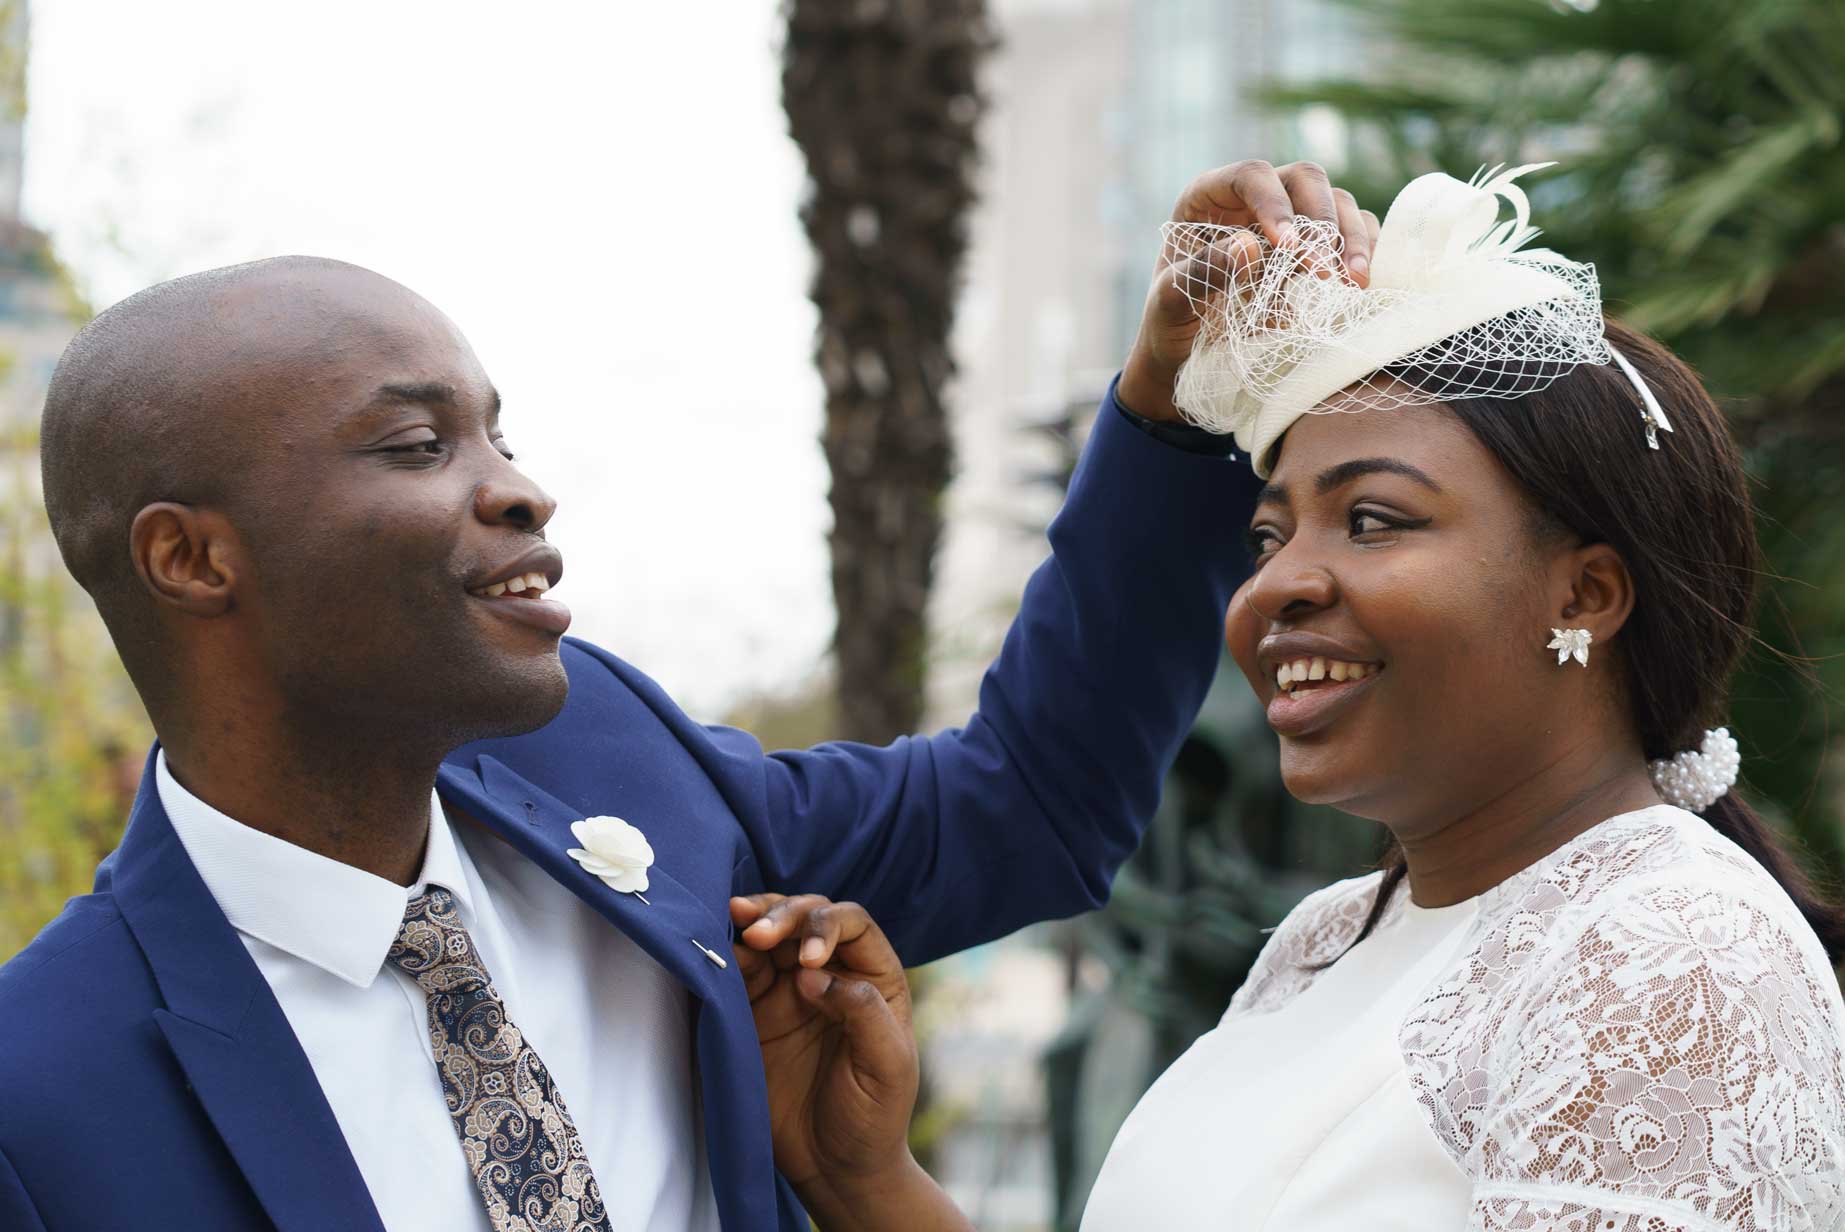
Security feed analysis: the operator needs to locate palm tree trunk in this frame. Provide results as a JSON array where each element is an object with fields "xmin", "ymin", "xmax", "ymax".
[{"xmin": 781, "ymin": 0, "xmax": 992, "ymax": 744}]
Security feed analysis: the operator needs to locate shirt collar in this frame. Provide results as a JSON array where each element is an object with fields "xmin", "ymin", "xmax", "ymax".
[{"xmin": 155, "ymin": 748, "xmax": 476, "ymax": 990}]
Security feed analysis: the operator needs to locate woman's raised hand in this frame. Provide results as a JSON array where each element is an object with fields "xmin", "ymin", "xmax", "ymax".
[
  {"xmin": 1116, "ymin": 158, "xmax": 1380, "ymax": 423},
  {"xmin": 730, "ymin": 893, "xmax": 972, "ymax": 1231}
]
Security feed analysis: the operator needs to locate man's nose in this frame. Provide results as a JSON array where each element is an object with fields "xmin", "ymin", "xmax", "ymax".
[{"xmin": 475, "ymin": 457, "xmax": 558, "ymax": 532}]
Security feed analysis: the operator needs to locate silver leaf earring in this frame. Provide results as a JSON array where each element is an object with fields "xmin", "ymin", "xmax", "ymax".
[{"xmin": 1547, "ymin": 627, "xmax": 1592, "ymax": 667}]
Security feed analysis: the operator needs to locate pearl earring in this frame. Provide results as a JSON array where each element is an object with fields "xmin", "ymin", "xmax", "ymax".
[{"xmin": 1547, "ymin": 627, "xmax": 1592, "ymax": 667}]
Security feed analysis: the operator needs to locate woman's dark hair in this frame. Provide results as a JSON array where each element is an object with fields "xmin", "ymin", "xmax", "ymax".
[{"xmin": 1314, "ymin": 317, "xmax": 1845, "ymax": 967}]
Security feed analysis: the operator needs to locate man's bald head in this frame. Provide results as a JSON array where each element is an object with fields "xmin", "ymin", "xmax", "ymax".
[
  {"xmin": 39, "ymin": 253, "xmax": 571, "ymax": 860},
  {"xmin": 38, "ymin": 255, "xmax": 567, "ymax": 749},
  {"xmin": 43, "ymin": 256, "xmax": 402, "ymax": 622}
]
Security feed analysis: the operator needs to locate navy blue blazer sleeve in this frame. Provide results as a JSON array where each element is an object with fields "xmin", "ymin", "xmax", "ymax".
[
  {"xmin": 0, "ymin": 1144, "xmax": 46, "ymax": 1232},
  {"xmin": 659, "ymin": 377, "xmax": 1262, "ymax": 966}
]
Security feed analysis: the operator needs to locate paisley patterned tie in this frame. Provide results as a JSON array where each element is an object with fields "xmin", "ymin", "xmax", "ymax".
[{"xmin": 387, "ymin": 886, "xmax": 613, "ymax": 1232}]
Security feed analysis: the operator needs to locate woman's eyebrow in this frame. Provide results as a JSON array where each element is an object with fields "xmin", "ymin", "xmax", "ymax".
[{"xmin": 1314, "ymin": 457, "xmax": 1443, "ymax": 495}]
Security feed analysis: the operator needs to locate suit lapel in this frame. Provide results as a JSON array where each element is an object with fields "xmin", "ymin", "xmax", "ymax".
[
  {"xmin": 111, "ymin": 748, "xmax": 386, "ymax": 1232},
  {"xmin": 436, "ymin": 752, "xmax": 782, "ymax": 1230},
  {"xmin": 435, "ymin": 754, "xmax": 736, "ymax": 999}
]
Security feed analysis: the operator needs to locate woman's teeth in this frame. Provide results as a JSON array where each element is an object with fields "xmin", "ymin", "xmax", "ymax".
[
  {"xmin": 472, "ymin": 571, "xmax": 554, "ymax": 599},
  {"xmin": 1275, "ymin": 657, "xmax": 1377, "ymax": 693}
]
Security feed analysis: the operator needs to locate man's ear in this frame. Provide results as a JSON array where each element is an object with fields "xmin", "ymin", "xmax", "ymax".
[
  {"xmin": 129, "ymin": 502, "xmax": 239, "ymax": 617},
  {"xmin": 1554, "ymin": 541, "xmax": 1635, "ymax": 646}
]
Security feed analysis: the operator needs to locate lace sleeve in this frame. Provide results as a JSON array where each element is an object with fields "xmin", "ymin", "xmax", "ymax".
[
  {"xmin": 1466, "ymin": 882, "xmax": 1845, "ymax": 1232},
  {"xmin": 1222, "ymin": 871, "xmax": 1385, "ymax": 1021}
]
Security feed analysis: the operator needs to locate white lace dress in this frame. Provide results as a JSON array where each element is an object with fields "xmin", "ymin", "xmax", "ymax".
[{"xmin": 1079, "ymin": 804, "xmax": 1845, "ymax": 1231}]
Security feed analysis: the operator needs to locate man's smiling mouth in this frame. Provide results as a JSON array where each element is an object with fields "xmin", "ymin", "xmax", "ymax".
[
  {"xmin": 466, "ymin": 564, "xmax": 571, "ymax": 636},
  {"xmin": 468, "ymin": 571, "xmax": 555, "ymax": 600}
]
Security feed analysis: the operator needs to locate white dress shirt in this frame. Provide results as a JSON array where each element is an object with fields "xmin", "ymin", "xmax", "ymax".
[{"xmin": 156, "ymin": 750, "xmax": 722, "ymax": 1232}]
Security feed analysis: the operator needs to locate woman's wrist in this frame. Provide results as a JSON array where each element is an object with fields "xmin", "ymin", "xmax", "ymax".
[
  {"xmin": 796, "ymin": 1151, "xmax": 974, "ymax": 1232},
  {"xmin": 1117, "ymin": 343, "xmax": 1181, "ymax": 423}
]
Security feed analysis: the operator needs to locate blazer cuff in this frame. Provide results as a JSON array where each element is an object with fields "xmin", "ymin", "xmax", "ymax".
[{"xmin": 1108, "ymin": 373, "xmax": 1239, "ymax": 459}]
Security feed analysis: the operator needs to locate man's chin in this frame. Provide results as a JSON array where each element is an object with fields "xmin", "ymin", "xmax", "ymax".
[{"xmin": 450, "ymin": 653, "xmax": 572, "ymax": 744}]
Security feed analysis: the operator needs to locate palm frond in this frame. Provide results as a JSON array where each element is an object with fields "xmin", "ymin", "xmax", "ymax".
[{"xmin": 1653, "ymin": 110, "xmax": 1841, "ymax": 258}]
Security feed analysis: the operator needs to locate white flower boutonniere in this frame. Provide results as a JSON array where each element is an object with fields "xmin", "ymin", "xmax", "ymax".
[{"xmin": 567, "ymin": 816, "xmax": 655, "ymax": 897}]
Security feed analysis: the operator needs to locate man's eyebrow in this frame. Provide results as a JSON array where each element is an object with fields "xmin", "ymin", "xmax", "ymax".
[
  {"xmin": 356, "ymin": 382, "xmax": 503, "ymax": 420},
  {"xmin": 1314, "ymin": 457, "xmax": 1443, "ymax": 495}
]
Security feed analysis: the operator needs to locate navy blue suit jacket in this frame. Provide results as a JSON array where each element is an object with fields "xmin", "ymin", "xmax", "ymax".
[{"xmin": 0, "ymin": 388, "xmax": 1258, "ymax": 1230}]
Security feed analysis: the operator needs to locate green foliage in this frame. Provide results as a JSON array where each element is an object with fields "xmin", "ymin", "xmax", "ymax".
[
  {"xmin": 0, "ymin": 425, "xmax": 151, "ymax": 962},
  {"xmin": 720, "ymin": 672, "xmax": 839, "ymax": 754},
  {"xmin": 1266, "ymin": 0, "xmax": 1845, "ymax": 866},
  {"xmin": 0, "ymin": 14, "xmax": 149, "ymax": 965},
  {"xmin": 0, "ymin": 0, "xmax": 25, "ymax": 124}
]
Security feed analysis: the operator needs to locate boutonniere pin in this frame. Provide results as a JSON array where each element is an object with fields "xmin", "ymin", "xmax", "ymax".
[{"xmin": 567, "ymin": 816, "xmax": 654, "ymax": 904}]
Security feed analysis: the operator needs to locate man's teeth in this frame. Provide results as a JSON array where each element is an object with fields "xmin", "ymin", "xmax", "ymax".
[
  {"xmin": 474, "ymin": 571, "xmax": 553, "ymax": 599},
  {"xmin": 1275, "ymin": 656, "xmax": 1376, "ymax": 691}
]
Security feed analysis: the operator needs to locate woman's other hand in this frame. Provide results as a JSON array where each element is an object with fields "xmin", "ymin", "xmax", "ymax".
[
  {"xmin": 1116, "ymin": 158, "xmax": 1380, "ymax": 423},
  {"xmin": 731, "ymin": 893, "xmax": 973, "ymax": 1230}
]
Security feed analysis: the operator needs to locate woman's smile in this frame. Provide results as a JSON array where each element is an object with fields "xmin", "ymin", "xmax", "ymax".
[
  {"xmin": 1256, "ymin": 630, "xmax": 1386, "ymax": 736},
  {"xmin": 1264, "ymin": 660, "xmax": 1385, "ymax": 736}
]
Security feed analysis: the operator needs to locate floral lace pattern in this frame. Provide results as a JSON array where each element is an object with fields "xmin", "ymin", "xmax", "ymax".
[
  {"xmin": 1226, "ymin": 807, "xmax": 1845, "ymax": 1232},
  {"xmin": 1223, "ymin": 870, "xmax": 1385, "ymax": 1018}
]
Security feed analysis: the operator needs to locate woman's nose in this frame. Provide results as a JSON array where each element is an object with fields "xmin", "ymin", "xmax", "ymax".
[{"xmin": 1243, "ymin": 549, "xmax": 1338, "ymax": 623}]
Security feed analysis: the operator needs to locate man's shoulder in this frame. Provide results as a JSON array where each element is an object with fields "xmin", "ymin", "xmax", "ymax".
[
  {"xmin": 0, "ymin": 892, "xmax": 155, "ymax": 1082},
  {"xmin": 0, "ymin": 891, "xmax": 129, "ymax": 992}
]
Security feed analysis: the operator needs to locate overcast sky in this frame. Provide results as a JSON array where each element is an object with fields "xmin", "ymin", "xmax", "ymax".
[{"xmin": 25, "ymin": 0, "xmax": 833, "ymax": 716}]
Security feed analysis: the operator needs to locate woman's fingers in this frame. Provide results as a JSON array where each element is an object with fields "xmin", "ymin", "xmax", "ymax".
[
  {"xmin": 794, "ymin": 900, "xmax": 871, "ymax": 968},
  {"xmin": 731, "ymin": 894, "xmax": 903, "ymax": 988},
  {"xmin": 1162, "ymin": 230, "xmax": 1263, "ymax": 312},
  {"xmin": 730, "ymin": 892, "xmax": 785, "ymax": 930},
  {"xmin": 1169, "ymin": 160, "xmax": 1363, "ymax": 282},
  {"xmin": 1171, "ymin": 159, "xmax": 1297, "ymax": 245},
  {"xmin": 735, "ymin": 892, "xmax": 826, "ymax": 951},
  {"xmin": 1277, "ymin": 161, "xmax": 1338, "ymax": 235},
  {"xmin": 1333, "ymin": 188, "xmax": 1371, "ymax": 287}
]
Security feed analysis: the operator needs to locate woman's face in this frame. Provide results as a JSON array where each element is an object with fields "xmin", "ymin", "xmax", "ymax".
[{"xmin": 1225, "ymin": 397, "xmax": 1572, "ymax": 829}]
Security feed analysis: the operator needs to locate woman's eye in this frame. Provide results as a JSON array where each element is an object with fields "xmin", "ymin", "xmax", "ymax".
[
  {"xmin": 1350, "ymin": 508, "xmax": 1427, "ymax": 538},
  {"xmin": 384, "ymin": 439, "xmax": 443, "ymax": 456},
  {"xmin": 1245, "ymin": 526, "xmax": 1282, "ymax": 557}
]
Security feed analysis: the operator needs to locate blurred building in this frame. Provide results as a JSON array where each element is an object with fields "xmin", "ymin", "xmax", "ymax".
[
  {"xmin": 924, "ymin": 1, "xmax": 1362, "ymax": 1227},
  {"xmin": 0, "ymin": 0, "xmax": 83, "ymax": 607},
  {"xmin": 0, "ymin": 213, "xmax": 79, "ymax": 500}
]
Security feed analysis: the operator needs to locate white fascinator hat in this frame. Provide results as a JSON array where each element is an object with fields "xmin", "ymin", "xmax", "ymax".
[{"xmin": 1166, "ymin": 163, "xmax": 1672, "ymax": 477}]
